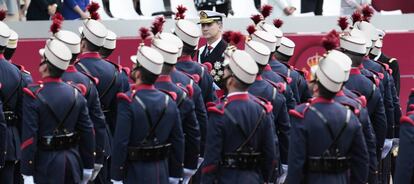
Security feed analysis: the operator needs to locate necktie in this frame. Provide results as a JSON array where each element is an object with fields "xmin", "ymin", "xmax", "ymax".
[{"xmin": 205, "ymin": 45, "xmax": 213, "ymax": 57}]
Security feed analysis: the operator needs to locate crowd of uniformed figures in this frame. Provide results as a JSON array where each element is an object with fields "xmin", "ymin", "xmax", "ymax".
[{"xmin": 1, "ymin": 3, "xmax": 414, "ymax": 184}]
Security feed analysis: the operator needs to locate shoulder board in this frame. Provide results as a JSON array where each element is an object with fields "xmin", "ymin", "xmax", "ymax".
[
  {"xmin": 185, "ymin": 84, "xmax": 194, "ymax": 97},
  {"xmin": 349, "ymin": 90, "xmax": 367, "ymax": 108},
  {"xmin": 368, "ymin": 69, "xmax": 384, "ymax": 80},
  {"xmin": 363, "ymin": 72, "xmax": 380, "ymax": 87},
  {"xmin": 378, "ymin": 62, "xmax": 389, "ymax": 71},
  {"xmin": 389, "ymin": 58, "xmax": 397, "ymax": 63},
  {"xmin": 275, "ymin": 72, "xmax": 292, "ymax": 84},
  {"xmin": 176, "ymin": 84, "xmax": 191, "ymax": 98},
  {"xmin": 206, "ymin": 101, "xmax": 217, "ymax": 108},
  {"xmin": 400, "ymin": 115, "xmax": 414, "ymax": 126},
  {"xmin": 13, "ymin": 64, "xmax": 31, "ymax": 75},
  {"xmin": 253, "ymin": 96, "xmax": 273, "ymax": 113},
  {"xmin": 80, "ymin": 71, "xmax": 99, "ymax": 85},
  {"xmin": 67, "ymin": 82, "xmax": 87, "ymax": 96},
  {"xmin": 122, "ymin": 67, "xmax": 131, "ymax": 76},
  {"xmin": 207, "ymin": 105, "xmax": 224, "ymax": 115},
  {"xmin": 181, "ymin": 71, "xmax": 200, "ymax": 83},
  {"xmin": 159, "ymin": 89, "xmax": 177, "ymax": 101},
  {"xmin": 265, "ymin": 79, "xmax": 285, "ymax": 93},
  {"xmin": 288, "ymin": 103, "xmax": 310, "ymax": 119},
  {"xmin": 387, "ymin": 68, "xmax": 392, "ymax": 75},
  {"xmin": 116, "ymin": 92, "xmax": 132, "ymax": 103},
  {"xmin": 105, "ymin": 59, "xmax": 123, "ymax": 73},
  {"xmin": 340, "ymin": 102, "xmax": 361, "ymax": 116},
  {"xmin": 23, "ymin": 84, "xmax": 43, "ymax": 99},
  {"xmin": 202, "ymin": 62, "xmax": 213, "ymax": 73},
  {"xmin": 294, "ymin": 68, "xmax": 308, "ymax": 77}
]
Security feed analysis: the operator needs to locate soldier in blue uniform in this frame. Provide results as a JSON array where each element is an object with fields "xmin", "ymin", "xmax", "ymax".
[
  {"xmin": 21, "ymin": 39, "xmax": 95, "ymax": 184},
  {"xmin": 170, "ymin": 17, "xmax": 217, "ymax": 104},
  {"xmin": 54, "ymin": 28, "xmax": 108, "ymax": 182},
  {"xmin": 110, "ymin": 45, "xmax": 184, "ymax": 184},
  {"xmin": 201, "ymin": 48, "xmax": 278, "ymax": 184},
  {"xmin": 0, "ymin": 22, "xmax": 28, "ymax": 184},
  {"xmin": 0, "ymin": 84, "xmax": 8, "ymax": 182},
  {"xmin": 394, "ymin": 113, "xmax": 414, "ymax": 184},
  {"xmin": 287, "ymin": 49, "xmax": 369, "ymax": 184},
  {"xmin": 340, "ymin": 28, "xmax": 388, "ymax": 161},
  {"xmin": 245, "ymin": 39, "xmax": 290, "ymax": 181},
  {"xmin": 150, "ymin": 37, "xmax": 201, "ymax": 183}
]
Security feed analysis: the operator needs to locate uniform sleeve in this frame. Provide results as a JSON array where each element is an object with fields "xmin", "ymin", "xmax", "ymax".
[
  {"xmin": 274, "ymin": 94, "xmax": 290, "ymax": 164},
  {"xmin": 287, "ymin": 114, "xmax": 307, "ymax": 184},
  {"xmin": 110, "ymin": 97, "xmax": 133, "ymax": 181},
  {"xmin": 394, "ymin": 122, "xmax": 414, "ymax": 184},
  {"xmin": 20, "ymin": 94, "xmax": 39, "ymax": 175},
  {"xmin": 359, "ymin": 108, "xmax": 379, "ymax": 178},
  {"xmin": 201, "ymin": 112, "xmax": 224, "ymax": 183},
  {"xmin": 193, "ymin": 87, "xmax": 208, "ymax": 156},
  {"xmin": 349, "ymin": 115, "xmax": 369, "ymax": 184},
  {"xmin": 200, "ymin": 71, "xmax": 217, "ymax": 104},
  {"xmin": 382, "ymin": 73, "xmax": 395, "ymax": 138},
  {"xmin": 0, "ymin": 101, "xmax": 7, "ymax": 167},
  {"xmin": 86, "ymin": 84, "xmax": 107, "ymax": 164},
  {"xmin": 284, "ymin": 85, "xmax": 297, "ymax": 110},
  {"xmin": 120, "ymin": 72, "xmax": 130, "ymax": 93},
  {"xmin": 168, "ymin": 103, "xmax": 185, "ymax": 178},
  {"xmin": 389, "ymin": 59, "xmax": 400, "ymax": 95},
  {"xmin": 180, "ymin": 98, "xmax": 201, "ymax": 170},
  {"xmin": 389, "ymin": 77, "xmax": 401, "ymax": 138},
  {"xmin": 297, "ymin": 74, "xmax": 312, "ymax": 103},
  {"xmin": 261, "ymin": 113, "xmax": 278, "ymax": 182},
  {"xmin": 76, "ymin": 95, "xmax": 95, "ymax": 169},
  {"xmin": 63, "ymin": 0, "xmax": 79, "ymax": 9},
  {"xmin": 368, "ymin": 89, "xmax": 387, "ymax": 153}
]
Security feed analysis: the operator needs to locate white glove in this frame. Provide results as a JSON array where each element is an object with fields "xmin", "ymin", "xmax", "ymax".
[
  {"xmin": 91, "ymin": 164, "xmax": 103, "ymax": 181},
  {"xmin": 197, "ymin": 157, "xmax": 204, "ymax": 168},
  {"xmin": 22, "ymin": 175, "xmax": 35, "ymax": 184},
  {"xmin": 182, "ymin": 168, "xmax": 197, "ymax": 184},
  {"xmin": 80, "ymin": 169, "xmax": 93, "ymax": 184},
  {"xmin": 276, "ymin": 164, "xmax": 288, "ymax": 184},
  {"xmin": 169, "ymin": 177, "xmax": 182, "ymax": 184},
  {"xmin": 111, "ymin": 180, "xmax": 123, "ymax": 184}
]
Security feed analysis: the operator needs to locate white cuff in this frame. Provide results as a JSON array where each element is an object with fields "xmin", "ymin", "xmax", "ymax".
[
  {"xmin": 169, "ymin": 177, "xmax": 181, "ymax": 184},
  {"xmin": 22, "ymin": 175, "xmax": 35, "ymax": 184},
  {"xmin": 111, "ymin": 180, "xmax": 123, "ymax": 184}
]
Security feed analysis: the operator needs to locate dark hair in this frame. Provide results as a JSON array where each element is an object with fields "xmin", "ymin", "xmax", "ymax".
[
  {"xmin": 82, "ymin": 38, "xmax": 101, "ymax": 52},
  {"xmin": 99, "ymin": 47, "xmax": 114, "ymax": 59},
  {"xmin": 182, "ymin": 42, "xmax": 196, "ymax": 56},
  {"xmin": 317, "ymin": 81, "xmax": 337, "ymax": 99},
  {"xmin": 70, "ymin": 53, "xmax": 79, "ymax": 64},
  {"xmin": 233, "ymin": 76, "xmax": 250, "ymax": 91},
  {"xmin": 0, "ymin": 46, "xmax": 5, "ymax": 53},
  {"xmin": 274, "ymin": 51, "xmax": 291, "ymax": 62},
  {"xmin": 4, "ymin": 48, "xmax": 15, "ymax": 60},
  {"xmin": 161, "ymin": 63, "xmax": 174, "ymax": 75},
  {"xmin": 257, "ymin": 63, "xmax": 265, "ymax": 75},
  {"xmin": 46, "ymin": 60, "xmax": 65, "ymax": 77},
  {"xmin": 341, "ymin": 49, "xmax": 364, "ymax": 67},
  {"xmin": 137, "ymin": 66, "xmax": 158, "ymax": 84}
]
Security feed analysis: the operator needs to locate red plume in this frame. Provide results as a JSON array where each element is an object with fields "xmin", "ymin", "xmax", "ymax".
[
  {"xmin": 250, "ymin": 14, "xmax": 263, "ymax": 25},
  {"xmin": 222, "ymin": 31, "xmax": 233, "ymax": 43},
  {"xmin": 362, "ymin": 5, "xmax": 374, "ymax": 22},
  {"xmin": 230, "ymin": 32, "xmax": 244, "ymax": 46},
  {"xmin": 50, "ymin": 19, "xmax": 62, "ymax": 34},
  {"xmin": 151, "ymin": 16, "xmax": 165, "ymax": 36},
  {"xmin": 0, "ymin": 10, "xmax": 6, "ymax": 21},
  {"xmin": 337, "ymin": 16, "xmax": 349, "ymax": 31},
  {"xmin": 321, "ymin": 30, "xmax": 340, "ymax": 51},
  {"xmin": 139, "ymin": 27, "xmax": 150, "ymax": 40},
  {"xmin": 260, "ymin": 4, "xmax": 273, "ymax": 19},
  {"xmin": 246, "ymin": 25, "xmax": 256, "ymax": 35},
  {"xmin": 175, "ymin": 5, "xmax": 187, "ymax": 20},
  {"xmin": 351, "ymin": 11, "xmax": 362, "ymax": 24},
  {"xmin": 273, "ymin": 19, "xmax": 283, "ymax": 28},
  {"xmin": 52, "ymin": 13, "xmax": 64, "ymax": 22},
  {"xmin": 87, "ymin": 2, "xmax": 100, "ymax": 20}
]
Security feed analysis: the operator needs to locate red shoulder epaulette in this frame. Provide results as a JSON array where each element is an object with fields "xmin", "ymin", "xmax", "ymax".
[
  {"xmin": 369, "ymin": 69, "xmax": 384, "ymax": 80},
  {"xmin": 265, "ymin": 79, "xmax": 285, "ymax": 93},
  {"xmin": 207, "ymin": 105, "xmax": 224, "ymax": 115},
  {"xmin": 358, "ymin": 96, "xmax": 367, "ymax": 108},
  {"xmin": 407, "ymin": 110, "xmax": 414, "ymax": 116},
  {"xmin": 116, "ymin": 92, "xmax": 132, "ymax": 103},
  {"xmin": 288, "ymin": 103, "xmax": 310, "ymax": 119},
  {"xmin": 181, "ymin": 71, "xmax": 200, "ymax": 83},
  {"xmin": 408, "ymin": 104, "xmax": 414, "ymax": 111},
  {"xmin": 186, "ymin": 84, "xmax": 194, "ymax": 97},
  {"xmin": 341, "ymin": 102, "xmax": 361, "ymax": 116},
  {"xmin": 80, "ymin": 71, "xmax": 99, "ymax": 85},
  {"xmin": 67, "ymin": 82, "xmax": 87, "ymax": 96},
  {"xmin": 275, "ymin": 72, "xmax": 292, "ymax": 84},
  {"xmin": 203, "ymin": 63, "xmax": 212, "ymax": 73},
  {"xmin": 14, "ymin": 64, "xmax": 31, "ymax": 75},
  {"xmin": 122, "ymin": 67, "xmax": 131, "ymax": 76},
  {"xmin": 387, "ymin": 68, "xmax": 392, "ymax": 75},
  {"xmin": 159, "ymin": 89, "xmax": 177, "ymax": 101},
  {"xmin": 253, "ymin": 96, "xmax": 273, "ymax": 113},
  {"xmin": 23, "ymin": 84, "xmax": 43, "ymax": 99},
  {"xmin": 400, "ymin": 115, "xmax": 414, "ymax": 126}
]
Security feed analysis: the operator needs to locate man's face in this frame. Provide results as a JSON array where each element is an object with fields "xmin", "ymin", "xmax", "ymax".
[{"xmin": 201, "ymin": 22, "xmax": 222, "ymax": 39}]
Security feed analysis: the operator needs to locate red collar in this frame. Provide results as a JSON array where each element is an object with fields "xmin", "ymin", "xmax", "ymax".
[
  {"xmin": 177, "ymin": 55, "xmax": 193, "ymax": 62},
  {"xmin": 0, "ymin": 54, "xmax": 4, "ymax": 60},
  {"xmin": 263, "ymin": 64, "xmax": 272, "ymax": 71},
  {"xmin": 156, "ymin": 75, "xmax": 172, "ymax": 83},
  {"xmin": 336, "ymin": 90, "xmax": 345, "ymax": 96},
  {"xmin": 79, "ymin": 52, "xmax": 101, "ymax": 59},
  {"xmin": 256, "ymin": 75, "xmax": 263, "ymax": 81},
  {"xmin": 66, "ymin": 65, "xmax": 78, "ymax": 73},
  {"xmin": 132, "ymin": 84, "xmax": 155, "ymax": 91},
  {"xmin": 271, "ymin": 55, "xmax": 276, "ymax": 60},
  {"xmin": 311, "ymin": 97, "xmax": 334, "ymax": 104},
  {"xmin": 227, "ymin": 93, "xmax": 249, "ymax": 103},
  {"xmin": 350, "ymin": 68, "xmax": 361, "ymax": 75},
  {"xmin": 42, "ymin": 77, "xmax": 63, "ymax": 83}
]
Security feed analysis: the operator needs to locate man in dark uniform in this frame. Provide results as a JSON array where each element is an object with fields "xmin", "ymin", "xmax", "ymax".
[
  {"xmin": 201, "ymin": 48, "xmax": 278, "ymax": 184},
  {"xmin": 196, "ymin": 10, "xmax": 228, "ymax": 92},
  {"xmin": 0, "ymin": 22, "xmax": 28, "ymax": 184},
  {"xmin": 111, "ymin": 45, "xmax": 184, "ymax": 184},
  {"xmin": 0, "ymin": 86, "xmax": 8, "ymax": 182},
  {"xmin": 21, "ymin": 39, "xmax": 95, "ymax": 184},
  {"xmin": 171, "ymin": 17, "xmax": 217, "ymax": 104},
  {"xmin": 394, "ymin": 113, "xmax": 414, "ymax": 184},
  {"xmin": 287, "ymin": 48, "xmax": 369, "ymax": 184},
  {"xmin": 245, "ymin": 38, "xmax": 290, "ymax": 182},
  {"xmin": 151, "ymin": 37, "xmax": 201, "ymax": 183},
  {"xmin": 55, "ymin": 28, "xmax": 108, "ymax": 182},
  {"xmin": 340, "ymin": 28, "xmax": 388, "ymax": 172}
]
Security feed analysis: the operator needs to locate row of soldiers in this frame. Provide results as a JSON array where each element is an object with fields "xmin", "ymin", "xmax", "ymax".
[{"xmin": 0, "ymin": 3, "xmax": 413, "ymax": 184}]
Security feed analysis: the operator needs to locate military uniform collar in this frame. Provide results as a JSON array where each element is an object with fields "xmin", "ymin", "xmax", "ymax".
[
  {"xmin": 263, "ymin": 64, "xmax": 272, "ymax": 71},
  {"xmin": 311, "ymin": 97, "xmax": 334, "ymax": 104},
  {"xmin": 0, "ymin": 53, "xmax": 4, "ymax": 60},
  {"xmin": 256, "ymin": 75, "xmax": 263, "ymax": 81},
  {"xmin": 42, "ymin": 77, "xmax": 63, "ymax": 83},
  {"xmin": 350, "ymin": 67, "xmax": 361, "ymax": 75},
  {"xmin": 336, "ymin": 90, "xmax": 345, "ymax": 97},
  {"xmin": 132, "ymin": 84, "xmax": 155, "ymax": 91},
  {"xmin": 66, "ymin": 65, "xmax": 78, "ymax": 73},
  {"xmin": 156, "ymin": 75, "xmax": 172, "ymax": 83},
  {"xmin": 79, "ymin": 52, "xmax": 101, "ymax": 60},
  {"xmin": 177, "ymin": 55, "xmax": 193, "ymax": 62},
  {"xmin": 227, "ymin": 91, "xmax": 249, "ymax": 103}
]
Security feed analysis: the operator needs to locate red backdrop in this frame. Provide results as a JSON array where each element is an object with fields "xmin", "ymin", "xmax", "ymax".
[{"xmin": 12, "ymin": 31, "xmax": 414, "ymax": 112}]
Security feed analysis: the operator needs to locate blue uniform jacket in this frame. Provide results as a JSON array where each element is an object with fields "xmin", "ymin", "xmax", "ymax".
[
  {"xmin": 154, "ymin": 75, "xmax": 200, "ymax": 170},
  {"xmin": 62, "ymin": 65, "xmax": 108, "ymax": 164},
  {"xmin": 110, "ymin": 84, "xmax": 184, "ymax": 183},
  {"xmin": 0, "ymin": 86, "xmax": 7, "ymax": 167},
  {"xmin": 201, "ymin": 93, "xmax": 278, "ymax": 183},
  {"xmin": 394, "ymin": 113, "xmax": 414, "ymax": 184},
  {"xmin": 21, "ymin": 77, "xmax": 95, "ymax": 183},
  {"xmin": 287, "ymin": 97, "xmax": 369, "ymax": 184}
]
